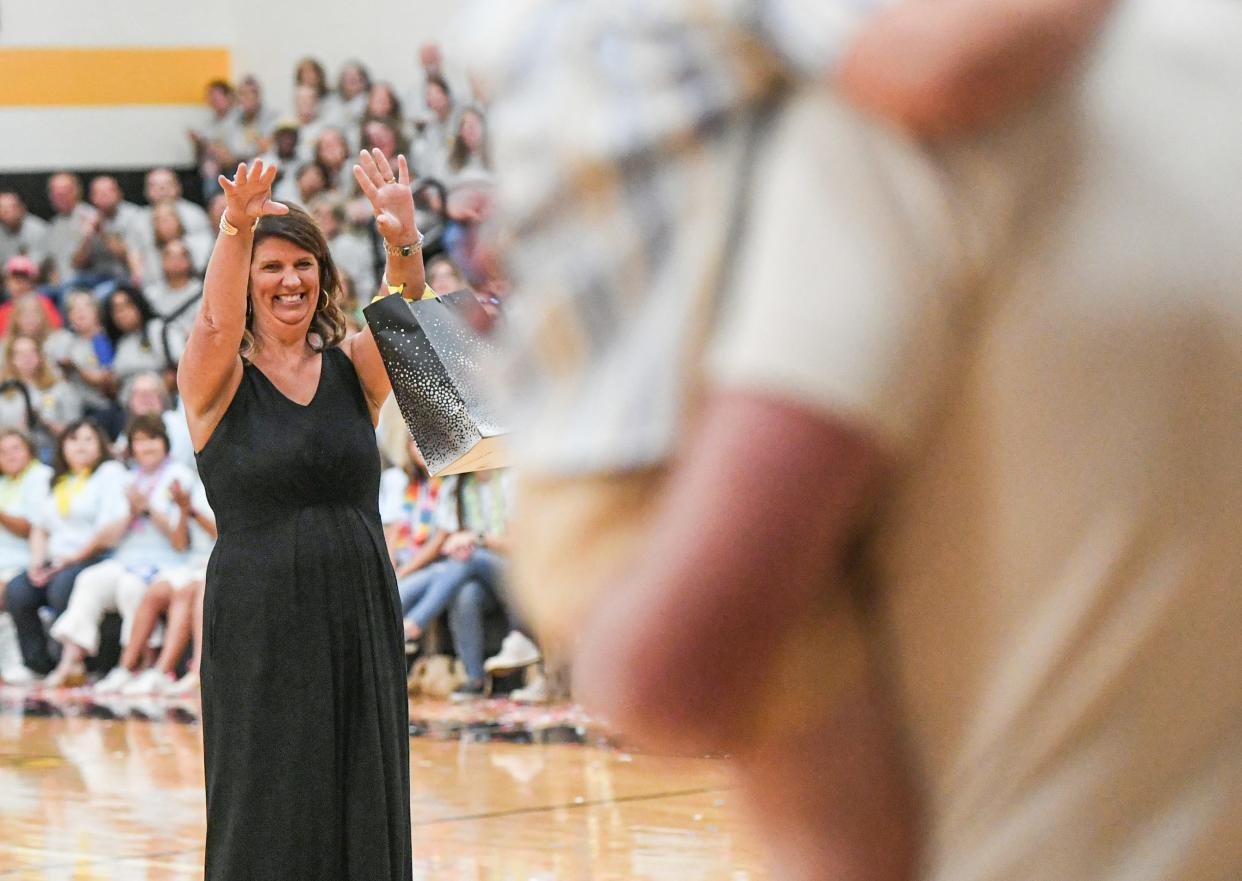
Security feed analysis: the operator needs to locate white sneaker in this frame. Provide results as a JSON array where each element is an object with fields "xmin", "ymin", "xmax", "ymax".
[
  {"xmin": 169, "ymin": 671, "xmax": 200, "ymax": 697},
  {"xmin": 0, "ymin": 664, "xmax": 36, "ymax": 687},
  {"xmin": 93, "ymin": 666, "xmax": 136, "ymax": 695},
  {"xmin": 484, "ymin": 631, "xmax": 542, "ymax": 675},
  {"xmin": 510, "ymin": 672, "xmax": 552, "ymax": 705},
  {"xmin": 120, "ymin": 668, "xmax": 174, "ymax": 697}
]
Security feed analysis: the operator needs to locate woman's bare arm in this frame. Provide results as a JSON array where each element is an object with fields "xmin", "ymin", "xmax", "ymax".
[
  {"xmin": 0, "ymin": 511, "xmax": 32, "ymax": 539},
  {"xmin": 341, "ymin": 150, "xmax": 427, "ymax": 422},
  {"xmin": 177, "ymin": 161, "xmax": 287, "ymax": 450}
]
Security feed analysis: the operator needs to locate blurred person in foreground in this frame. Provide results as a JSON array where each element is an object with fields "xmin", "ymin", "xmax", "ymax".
[{"xmin": 469, "ymin": 1, "xmax": 1242, "ymax": 880}]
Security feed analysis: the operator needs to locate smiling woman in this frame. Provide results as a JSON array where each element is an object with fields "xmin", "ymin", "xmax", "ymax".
[
  {"xmin": 176, "ymin": 152, "xmax": 426, "ymax": 881},
  {"xmin": 240, "ymin": 209, "xmax": 349, "ymax": 364}
]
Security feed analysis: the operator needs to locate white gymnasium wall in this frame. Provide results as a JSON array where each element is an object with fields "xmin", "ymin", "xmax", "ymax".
[{"xmin": 0, "ymin": 0, "xmax": 450, "ymax": 173}]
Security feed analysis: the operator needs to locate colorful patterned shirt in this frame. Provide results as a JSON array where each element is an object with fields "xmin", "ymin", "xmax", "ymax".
[
  {"xmin": 454, "ymin": 0, "xmax": 886, "ymax": 474},
  {"xmin": 379, "ymin": 468, "xmax": 446, "ymax": 565}
]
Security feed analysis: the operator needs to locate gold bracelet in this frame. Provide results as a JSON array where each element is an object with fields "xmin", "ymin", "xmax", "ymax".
[{"xmin": 218, "ymin": 212, "xmax": 260, "ymax": 236}]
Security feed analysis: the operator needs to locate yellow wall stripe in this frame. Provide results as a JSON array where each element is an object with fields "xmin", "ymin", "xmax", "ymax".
[{"xmin": 0, "ymin": 48, "xmax": 231, "ymax": 107}]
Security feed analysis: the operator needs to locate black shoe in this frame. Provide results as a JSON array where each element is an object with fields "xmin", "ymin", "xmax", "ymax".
[{"xmin": 449, "ymin": 679, "xmax": 487, "ymax": 703}]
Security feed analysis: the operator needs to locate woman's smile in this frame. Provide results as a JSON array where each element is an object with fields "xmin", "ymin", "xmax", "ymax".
[{"xmin": 252, "ymin": 237, "xmax": 320, "ymax": 325}]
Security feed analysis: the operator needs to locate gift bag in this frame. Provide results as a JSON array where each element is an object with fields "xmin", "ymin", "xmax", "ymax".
[{"xmin": 364, "ymin": 290, "xmax": 509, "ymax": 476}]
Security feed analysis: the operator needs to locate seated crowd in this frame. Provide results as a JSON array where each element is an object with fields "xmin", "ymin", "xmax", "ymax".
[{"xmin": 0, "ymin": 45, "xmax": 540, "ymax": 705}]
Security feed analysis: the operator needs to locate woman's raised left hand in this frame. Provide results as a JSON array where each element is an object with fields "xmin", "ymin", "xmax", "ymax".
[{"xmin": 353, "ymin": 149, "xmax": 420, "ymax": 246}]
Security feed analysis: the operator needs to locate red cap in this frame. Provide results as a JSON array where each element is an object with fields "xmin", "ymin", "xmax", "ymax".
[{"xmin": 3, "ymin": 255, "xmax": 37, "ymax": 278}]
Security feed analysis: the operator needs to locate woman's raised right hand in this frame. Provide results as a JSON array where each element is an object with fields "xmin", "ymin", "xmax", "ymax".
[{"xmin": 216, "ymin": 159, "xmax": 289, "ymax": 228}]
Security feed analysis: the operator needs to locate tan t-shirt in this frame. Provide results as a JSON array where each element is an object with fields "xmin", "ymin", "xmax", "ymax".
[{"xmin": 708, "ymin": 1, "xmax": 1242, "ymax": 879}]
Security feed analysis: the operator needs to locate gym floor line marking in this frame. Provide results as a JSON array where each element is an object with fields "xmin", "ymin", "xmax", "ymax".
[{"xmin": 412, "ymin": 785, "xmax": 733, "ymax": 827}]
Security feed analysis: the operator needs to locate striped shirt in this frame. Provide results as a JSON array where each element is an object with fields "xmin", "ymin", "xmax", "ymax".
[{"xmin": 456, "ymin": 0, "xmax": 887, "ymax": 474}]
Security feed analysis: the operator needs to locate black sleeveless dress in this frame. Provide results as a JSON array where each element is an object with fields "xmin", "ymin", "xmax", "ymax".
[{"xmin": 196, "ymin": 346, "xmax": 412, "ymax": 881}]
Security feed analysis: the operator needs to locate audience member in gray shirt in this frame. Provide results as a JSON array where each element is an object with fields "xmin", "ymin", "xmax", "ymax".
[
  {"xmin": 43, "ymin": 173, "xmax": 98, "ymax": 285},
  {"xmin": 0, "ymin": 192, "xmax": 49, "ymax": 269},
  {"xmin": 142, "ymin": 240, "xmax": 203, "ymax": 337}
]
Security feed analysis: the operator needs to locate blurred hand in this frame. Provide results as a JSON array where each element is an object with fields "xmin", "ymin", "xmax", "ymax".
[
  {"xmin": 443, "ymin": 530, "xmax": 479, "ymax": 560},
  {"xmin": 169, "ymin": 480, "xmax": 192, "ymax": 511},
  {"xmin": 126, "ymin": 484, "xmax": 148, "ymax": 516},
  {"xmin": 840, "ymin": 0, "xmax": 1116, "ymax": 137},
  {"xmin": 345, "ymin": 198, "xmax": 374, "ymax": 226},
  {"xmin": 446, "ymin": 187, "xmax": 491, "ymax": 224},
  {"xmin": 29, "ymin": 565, "xmax": 58, "ymax": 588}
]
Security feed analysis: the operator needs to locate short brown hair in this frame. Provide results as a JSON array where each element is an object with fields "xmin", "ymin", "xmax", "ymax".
[{"xmin": 126, "ymin": 413, "xmax": 170, "ymax": 454}]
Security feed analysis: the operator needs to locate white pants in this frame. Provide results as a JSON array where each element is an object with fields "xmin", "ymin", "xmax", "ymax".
[
  {"xmin": 160, "ymin": 563, "xmax": 208, "ymax": 593},
  {"xmin": 49, "ymin": 560, "xmax": 157, "ymax": 656},
  {"xmin": 1, "ymin": 566, "xmax": 26, "ymax": 672},
  {"xmin": 0, "ymin": 612, "xmax": 23, "ymax": 672}
]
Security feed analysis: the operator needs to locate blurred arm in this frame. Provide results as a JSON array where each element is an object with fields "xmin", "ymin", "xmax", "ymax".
[
  {"xmin": 573, "ymin": 391, "xmax": 883, "ymax": 750},
  {"xmin": 841, "ymin": 0, "xmax": 1116, "ymax": 136}
]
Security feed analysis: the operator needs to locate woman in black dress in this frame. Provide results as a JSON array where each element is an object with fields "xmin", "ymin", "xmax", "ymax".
[{"xmin": 178, "ymin": 150, "xmax": 425, "ymax": 880}]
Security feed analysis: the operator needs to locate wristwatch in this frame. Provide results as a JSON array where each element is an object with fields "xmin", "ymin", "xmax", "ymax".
[{"xmin": 384, "ymin": 232, "xmax": 424, "ymax": 257}]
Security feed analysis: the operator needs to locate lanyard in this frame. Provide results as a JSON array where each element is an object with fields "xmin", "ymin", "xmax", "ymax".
[
  {"xmin": 53, "ymin": 469, "xmax": 92, "ymax": 518},
  {"xmin": 128, "ymin": 460, "xmax": 170, "ymax": 530},
  {"xmin": 396, "ymin": 477, "xmax": 440, "ymax": 549},
  {"xmin": 0, "ymin": 463, "xmax": 33, "ymax": 512},
  {"xmin": 131, "ymin": 460, "xmax": 169, "ymax": 497}
]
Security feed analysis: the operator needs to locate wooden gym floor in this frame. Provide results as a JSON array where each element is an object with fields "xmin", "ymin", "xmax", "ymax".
[{"xmin": 0, "ymin": 689, "xmax": 770, "ymax": 880}]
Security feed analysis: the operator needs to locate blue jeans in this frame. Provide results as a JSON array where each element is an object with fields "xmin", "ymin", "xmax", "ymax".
[
  {"xmin": 5, "ymin": 555, "xmax": 106, "ymax": 674},
  {"xmin": 446, "ymin": 550, "xmax": 521, "ymax": 681},
  {"xmin": 397, "ymin": 559, "xmax": 467, "ymax": 631}
]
